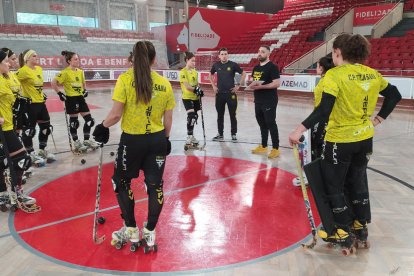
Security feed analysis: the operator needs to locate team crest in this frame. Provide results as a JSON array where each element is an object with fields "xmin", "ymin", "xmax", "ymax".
[
  {"xmin": 155, "ymin": 156, "xmax": 165, "ymax": 169},
  {"xmin": 75, "ymin": 77, "xmax": 79, "ymax": 81},
  {"xmin": 361, "ymin": 82, "xmax": 370, "ymax": 91},
  {"xmin": 37, "ymin": 75, "xmax": 41, "ymax": 79},
  {"xmin": 227, "ymin": 67, "xmax": 231, "ymax": 71}
]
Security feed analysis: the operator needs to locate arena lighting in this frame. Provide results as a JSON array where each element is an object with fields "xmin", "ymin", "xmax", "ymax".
[
  {"xmin": 207, "ymin": 4, "xmax": 218, "ymax": 9},
  {"xmin": 235, "ymin": 5, "xmax": 244, "ymax": 11}
]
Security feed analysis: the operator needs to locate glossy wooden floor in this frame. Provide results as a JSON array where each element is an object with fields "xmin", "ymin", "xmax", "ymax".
[{"xmin": 0, "ymin": 87, "xmax": 413, "ymax": 276}]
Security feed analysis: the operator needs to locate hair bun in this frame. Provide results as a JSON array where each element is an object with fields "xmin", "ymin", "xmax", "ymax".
[{"xmin": 61, "ymin": 50, "xmax": 68, "ymax": 56}]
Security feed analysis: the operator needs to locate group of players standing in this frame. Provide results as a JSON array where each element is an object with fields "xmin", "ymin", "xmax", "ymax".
[
  {"xmin": 0, "ymin": 33, "xmax": 403, "ymax": 253},
  {"xmin": 0, "ymin": 47, "xmax": 98, "ymax": 211}
]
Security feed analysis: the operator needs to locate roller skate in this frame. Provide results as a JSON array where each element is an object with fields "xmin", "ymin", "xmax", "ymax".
[
  {"xmin": 73, "ymin": 140, "xmax": 88, "ymax": 154},
  {"xmin": 110, "ymin": 226, "xmax": 140, "ymax": 250},
  {"xmin": 350, "ymin": 220, "xmax": 370, "ymax": 249},
  {"xmin": 184, "ymin": 135, "xmax": 199, "ymax": 151},
  {"xmin": 0, "ymin": 191, "xmax": 18, "ymax": 212},
  {"xmin": 16, "ymin": 187, "xmax": 36, "ymax": 205},
  {"xmin": 318, "ymin": 228, "xmax": 356, "ymax": 256},
  {"xmin": 37, "ymin": 149, "xmax": 56, "ymax": 163},
  {"xmin": 30, "ymin": 152, "xmax": 45, "ymax": 167},
  {"xmin": 24, "ymin": 167, "xmax": 33, "ymax": 178},
  {"xmin": 83, "ymin": 139, "xmax": 100, "ymax": 151},
  {"xmin": 141, "ymin": 222, "xmax": 158, "ymax": 254}
]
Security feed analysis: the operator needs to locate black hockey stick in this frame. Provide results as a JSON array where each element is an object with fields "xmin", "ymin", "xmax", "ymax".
[{"xmin": 199, "ymin": 97, "xmax": 206, "ymax": 150}]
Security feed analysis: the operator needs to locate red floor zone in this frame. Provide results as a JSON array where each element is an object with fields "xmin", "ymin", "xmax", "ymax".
[
  {"xmin": 14, "ymin": 156, "xmax": 321, "ymax": 273},
  {"xmin": 45, "ymin": 95, "xmax": 99, "ymax": 113}
]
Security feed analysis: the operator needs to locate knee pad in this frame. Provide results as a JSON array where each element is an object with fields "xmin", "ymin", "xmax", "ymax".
[
  {"xmin": 23, "ymin": 127, "xmax": 36, "ymax": 138},
  {"xmin": 39, "ymin": 122, "xmax": 51, "ymax": 136},
  {"xmin": 12, "ymin": 151, "xmax": 31, "ymax": 171},
  {"xmin": 187, "ymin": 112, "xmax": 197, "ymax": 127},
  {"xmin": 69, "ymin": 117, "xmax": 80, "ymax": 129},
  {"xmin": 83, "ymin": 114, "xmax": 95, "ymax": 127}
]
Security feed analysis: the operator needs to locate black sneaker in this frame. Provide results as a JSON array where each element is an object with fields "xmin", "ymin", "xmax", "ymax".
[
  {"xmin": 231, "ymin": 134, "xmax": 237, "ymax": 142},
  {"xmin": 212, "ymin": 134, "xmax": 224, "ymax": 141}
]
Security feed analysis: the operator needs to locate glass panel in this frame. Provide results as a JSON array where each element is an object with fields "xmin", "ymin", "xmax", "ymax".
[{"xmin": 16, "ymin": 12, "xmax": 57, "ymax": 25}]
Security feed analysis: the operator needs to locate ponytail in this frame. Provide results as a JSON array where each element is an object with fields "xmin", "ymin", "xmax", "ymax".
[{"xmin": 132, "ymin": 41, "xmax": 156, "ymax": 105}]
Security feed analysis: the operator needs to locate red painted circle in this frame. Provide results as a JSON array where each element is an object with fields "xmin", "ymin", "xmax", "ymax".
[{"xmin": 14, "ymin": 156, "xmax": 320, "ymax": 273}]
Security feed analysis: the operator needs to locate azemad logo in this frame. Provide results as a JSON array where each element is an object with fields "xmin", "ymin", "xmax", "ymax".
[{"xmin": 281, "ymin": 80, "xmax": 309, "ymax": 88}]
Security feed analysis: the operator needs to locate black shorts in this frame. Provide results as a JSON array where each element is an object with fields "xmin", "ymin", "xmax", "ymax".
[
  {"xmin": 182, "ymin": 99, "xmax": 201, "ymax": 112},
  {"xmin": 27, "ymin": 103, "xmax": 50, "ymax": 126},
  {"xmin": 113, "ymin": 130, "xmax": 167, "ymax": 184},
  {"xmin": 65, "ymin": 96, "xmax": 90, "ymax": 114},
  {"xmin": 0, "ymin": 130, "xmax": 24, "ymax": 153}
]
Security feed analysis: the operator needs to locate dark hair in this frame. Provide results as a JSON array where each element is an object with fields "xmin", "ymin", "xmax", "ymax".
[
  {"xmin": 219, "ymin": 47, "xmax": 228, "ymax": 54},
  {"xmin": 61, "ymin": 50, "xmax": 77, "ymax": 64},
  {"xmin": 132, "ymin": 41, "xmax": 156, "ymax": 105},
  {"xmin": 333, "ymin": 33, "xmax": 371, "ymax": 63},
  {"xmin": 0, "ymin": 50, "xmax": 8, "ymax": 78},
  {"xmin": 260, "ymin": 45, "xmax": 270, "ymax": 51},
  {"xmin": 1, "ymin": 47, "xmax": 14, "ymax": 57},
  {"xmin": 128, "ymin": 51, "xmax": 133, "ymax": 63},
  {"xmin": 318, "ymin": 56, "xmax": 334, "ymax": 74},
  {"xmin": 184, "ymin": 52, "xmax": 195, "ymax": 62},
  {"xmin": 18, "ymin": 49, "xmax": 31, "ymax": 68}
]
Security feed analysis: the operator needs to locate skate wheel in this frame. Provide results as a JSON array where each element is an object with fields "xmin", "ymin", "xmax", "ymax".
[
  {"xmin": 130, "ymin": 244, "xmax": 137, "ymax": 252},
  {"xmin": 153, "ymin": 244, "xmax": 158, "ymax": 252},
  {"xmin": 144, "ymin": 246, "xmax": 150, "ymax": 254},
  {"xmin": 355, "ymin": 240, "xmax": 370, "ymax": 249},
  {"xmin": 10, "ymin": 205, "xmax": 18, "ymax": 212},
  {"xmin": 184, "ymin": 145, "xmax": 189, "ymax": 151},
  {"xmin": 341, "ymin": 246, "xmax": 356, "ymax": 256},
  {"xmin": 0, "ymin": 205, "xmax": 7, "ymax": 212},
  {"xmin": 326, "ymin": 243, "xmax": 334, "ymax": 249}
]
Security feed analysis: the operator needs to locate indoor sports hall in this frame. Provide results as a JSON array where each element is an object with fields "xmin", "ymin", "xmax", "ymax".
[{"xmin": 0, "ymin": 0, "xmax": 413, "ymax": 275}]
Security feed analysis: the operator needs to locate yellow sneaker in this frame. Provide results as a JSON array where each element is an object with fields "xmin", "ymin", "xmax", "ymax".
[
  {"xmin": 252, "ymin": 145, "xmax": 268, "ymax": 154},
  {"xmin": 268, "ymin": 148, "xmax": 280, "ymax": 159}
]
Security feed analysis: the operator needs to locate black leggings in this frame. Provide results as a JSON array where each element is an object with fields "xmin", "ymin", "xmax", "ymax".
[
  {"xmin": 321, "ymin": 138, "xmax": 372, "ymax": 230},
  {"xmin": 215, "ymin": 93, "xmax": 237, "ymax": 135},
  {"xmin": 254, "ymin": 102, "xmax": 279, "ymax": 149},
  {"xmin": 112, "ymin": 131, "xmax": 167, "ymax": 230}
]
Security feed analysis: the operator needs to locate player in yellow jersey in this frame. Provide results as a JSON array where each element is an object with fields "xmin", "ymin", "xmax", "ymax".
[
  {"xmin": 0, "ymin": 50, "xmax": 36, "ymax": 208},
  {"xmin": 16, "ymin": 49, "xmax": 55, "ymax": 163},
  {"xmin": 289, "ymin": 34, "xmax": 402, "ymax": 251},
  {"xmin": 1, "ymin": 48, "xmax": 32, "ymax": 140},
  {"xmin": 51, "ymin": 50, "xmax": 98, "ymax": 153},
  {"xmin": 311, "ymin": 56, "xmax": 334, "ymax": 160},
  {"xmin": 180, "ymin": 52, "xmax": 204, "ymax": 148},
  {"xmin": 93, "ymin": 41, "xmax": 175, "ymax": 251}
]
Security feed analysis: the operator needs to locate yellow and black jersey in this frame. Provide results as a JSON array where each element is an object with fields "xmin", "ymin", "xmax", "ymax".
[
  {"xmin": 112, "ymin": 68, "xmax": 176, "ymax": 135},
  {"xmin": 179, "ymin": 67, "xmax": 199, "ymax": 100},
  {"xmin": 313, "ymin": 76, "xmax": 325, "ymax": 108},
  {"xmin": 54, "ymin": 67, "xmax": 85, "ymax": 97},
  {"xmin": 6, "ymin": 72, "xmax": 22, "ymax": 99},
  {"xmin": 0, "ymin": 75, "xmax": 16, "ymax": 131},
  {"xmin": 323, "ymin": 63, "xmax": 389, "ymax": 143},
  {"xmin": 15, "ymin": 65, "xmax": 44, "ymax": 103}
]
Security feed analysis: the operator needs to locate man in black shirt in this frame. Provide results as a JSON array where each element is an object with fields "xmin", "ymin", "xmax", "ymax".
[
  {"xmin": 249, "ymin": 45, "xmax": 281, "ymax": 159},
  {"xmin": 209, "ymin": 48, "xmax": 245, "ymax": 142}
]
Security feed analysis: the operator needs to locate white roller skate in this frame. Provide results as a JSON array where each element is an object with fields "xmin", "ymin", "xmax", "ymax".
[
  {"xmin": 142, "ymin": 222, "xmax": 158, "ymax": 253},
  {"xmin": 37, "ymin": 149, "xmax": 56, "ymax": 163},
  {"xmin": 73, "ymin": 140, "xmax": 88, "ymax": 154},
  {"xmin": 30, "ymin": 152, "xmax": 45, "ymax": 167},
  {"xmin": 83, "ymin": 139, "xmax": 100, "ymax": 151},
  {"xmin": 184, "ymin": 135, "xmax": 199, "ymax": 151},
  {"xmin": 110, "ymin": 226, "xmax": 140, "ymax": 251},
  {"xmin": 16, "ymin": 187, "xmax": 36, "ymax": 205}
]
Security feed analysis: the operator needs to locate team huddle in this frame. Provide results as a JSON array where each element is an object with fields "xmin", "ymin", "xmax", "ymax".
[{"xmin": 0, "ymin": 34, "xmax": 402, "ymax": 254}]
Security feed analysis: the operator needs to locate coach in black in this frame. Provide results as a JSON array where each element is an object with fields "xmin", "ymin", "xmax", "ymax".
[
  {"xmin": 249, "ymin": 45, "xmax": 281, "ymax": 159},
  {"xmin": 209, "ymin": 47, "xmax": 245, "ymax": 142}
]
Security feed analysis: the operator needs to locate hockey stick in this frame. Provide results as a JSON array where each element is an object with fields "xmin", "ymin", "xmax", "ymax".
[
  {"xmin": 63, "ymin": 107, "xmax": 74, "ymax": 154},
  {"xmin": 199, "ymin": 97, "xmax": 206, "ymax": 150},
  {"xmin": 293, "ymin": 141, "xmax": 317, "ymax": 249},
  {"xmin": 93, "ymin": 143, "xmax": 105, "ymax": 244},
  {"xmin": 49, "ymin": 125, "xmax": 57, "ymax": 152}
]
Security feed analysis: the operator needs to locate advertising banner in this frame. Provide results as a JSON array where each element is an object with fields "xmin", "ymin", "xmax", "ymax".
[
  {"xmin": 284, "ymin": 0, "xmax": 314, "ymax": 7},
  {"xmin": 38, "ymin": 56, "xmax": 130, "ymax": 69},
  {"xmin": 84, "ymin": 70, "xmax": 111, "ymax": 81},
  {"xmin": 279, "ymin": 75, "xmax": 313, "ymax": 92},
  {"xmin": 354, "ymin": 4, "xmax": 396, "ymax": 26}
]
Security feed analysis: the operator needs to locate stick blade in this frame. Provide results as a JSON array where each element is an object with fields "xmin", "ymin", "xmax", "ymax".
[{"xmin": 94, "ymin": 235, "xmax": 106, "ymax": 245}]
